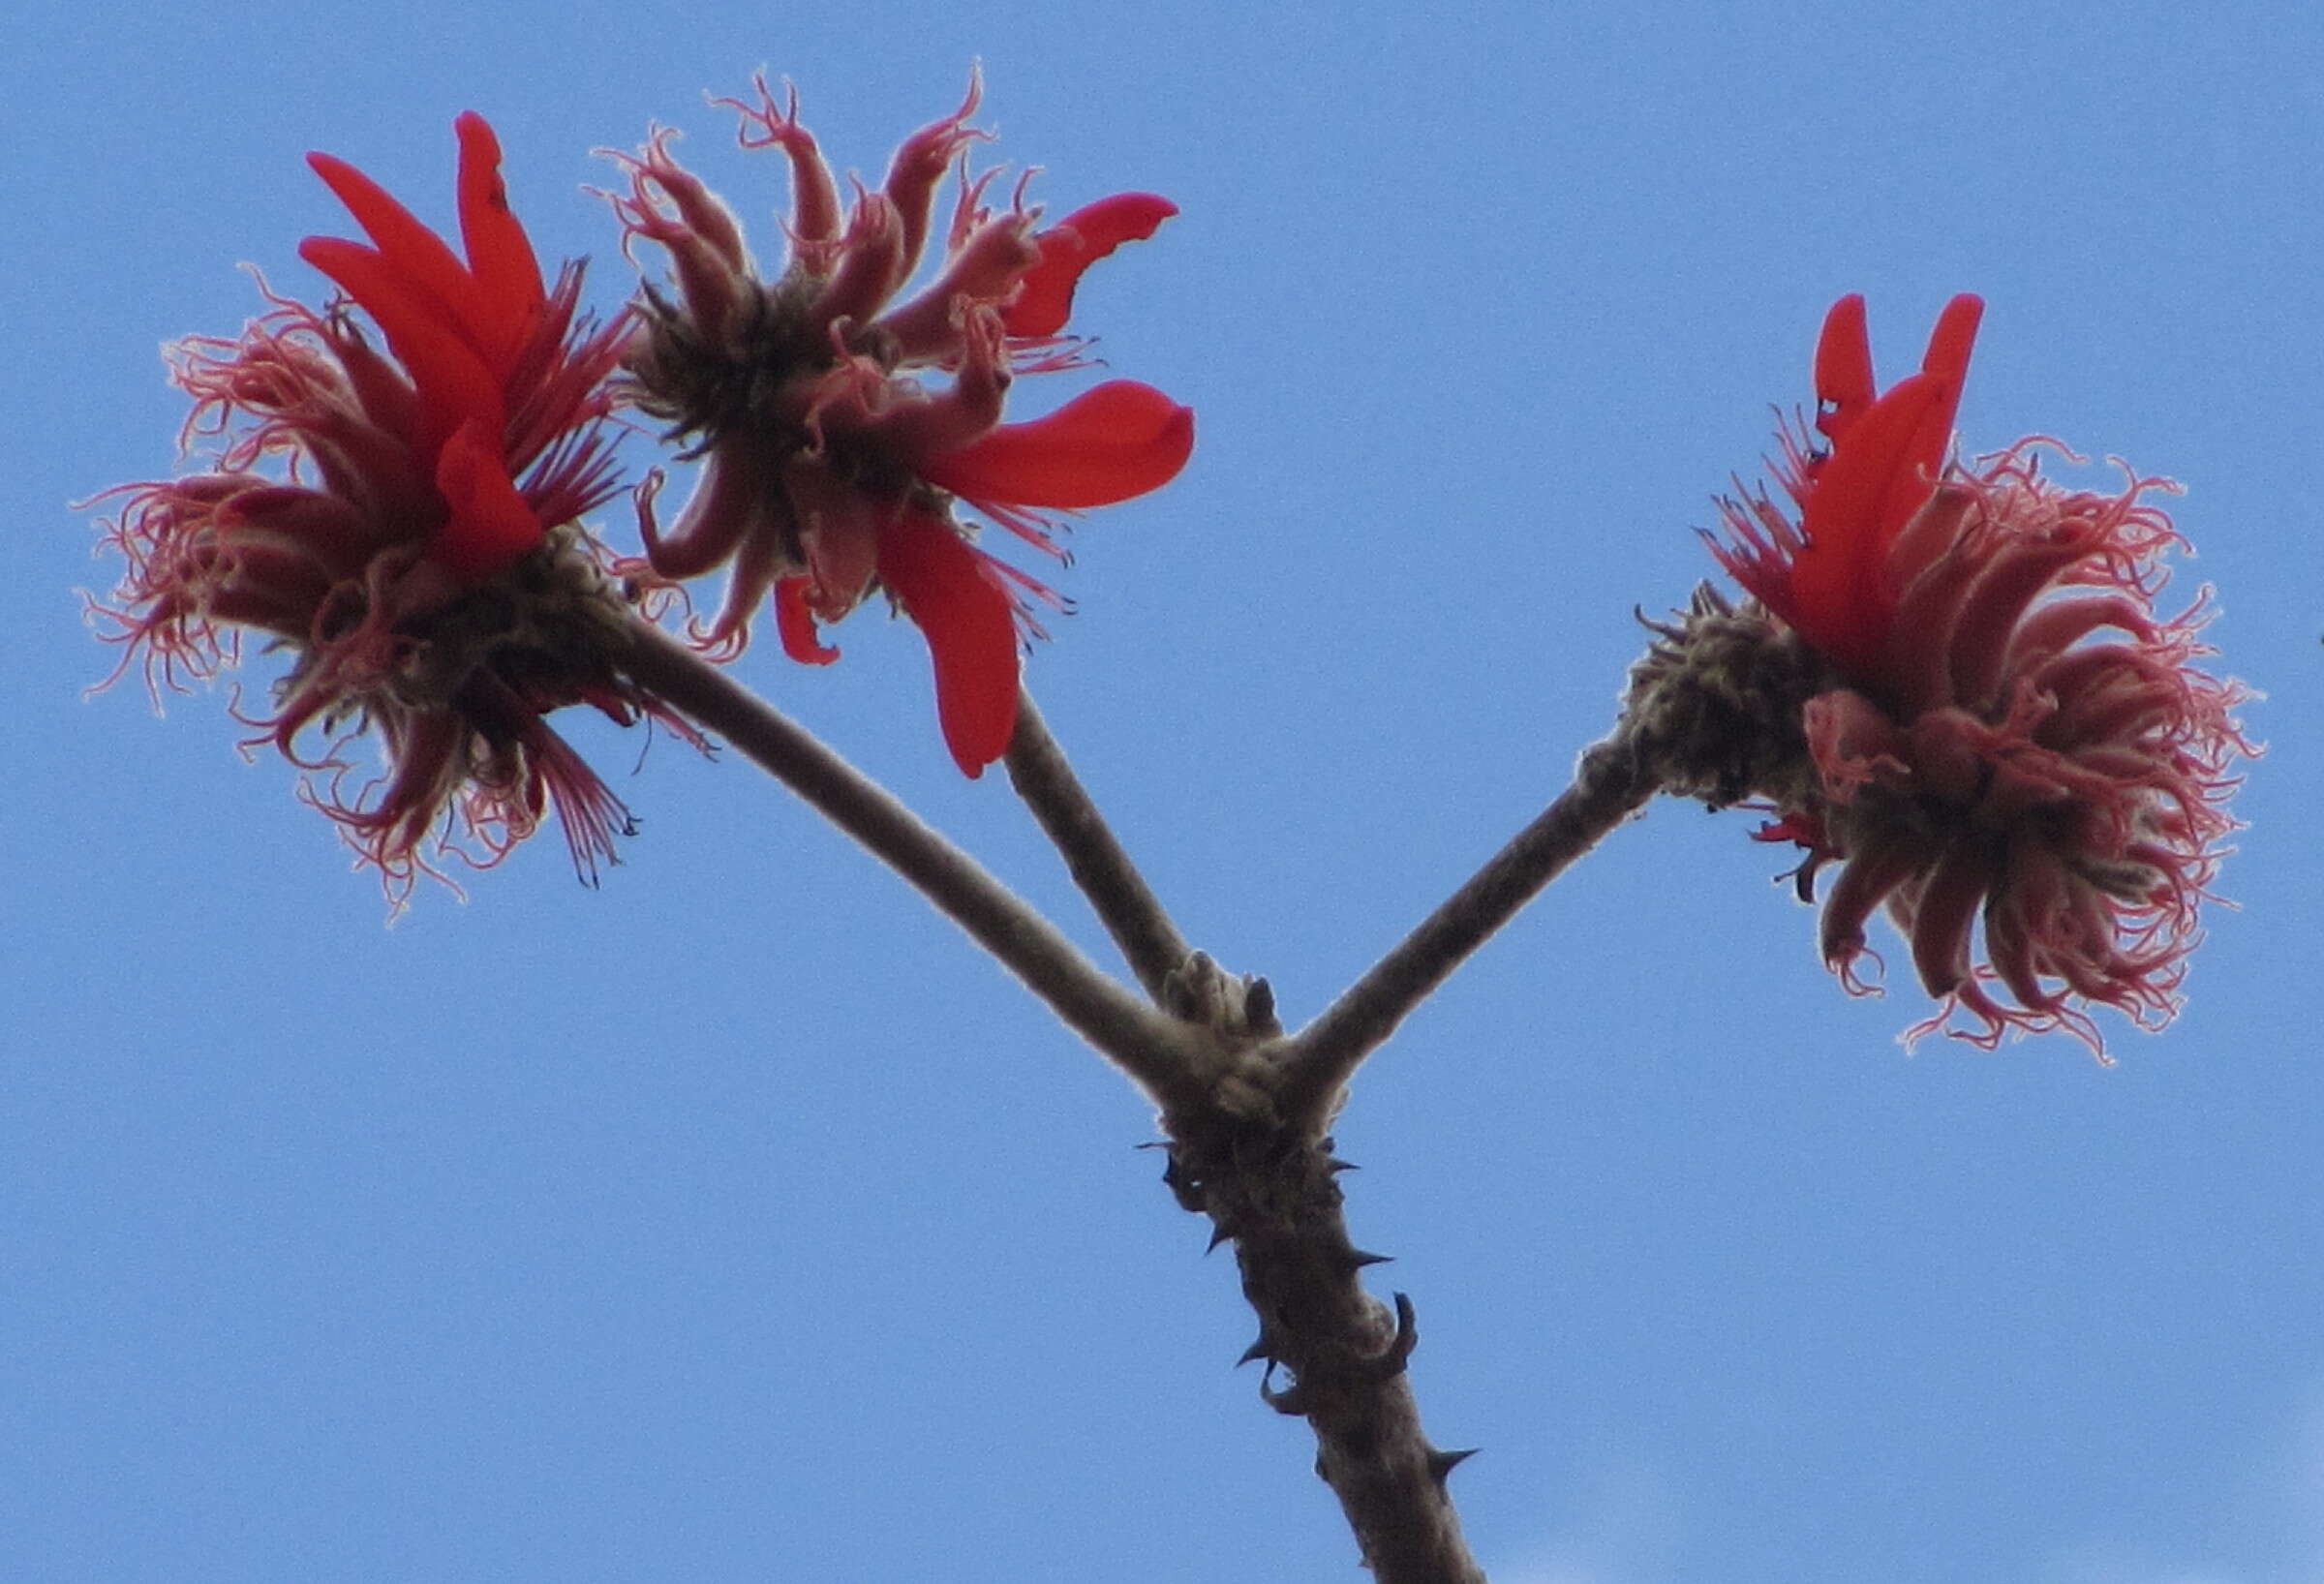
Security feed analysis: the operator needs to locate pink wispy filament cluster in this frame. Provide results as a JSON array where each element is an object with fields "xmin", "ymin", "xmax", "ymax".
[
  {"xmin": 605, "ymin": 72, "xmax": 1194, "ymax": 775},
  {"xmin": 1711, "ymin": 294, "xmax": 2250, "ymax": 1053},
  {"xmin": 94, "ymin": 114, "xmax": 658, "ymax": 898}
]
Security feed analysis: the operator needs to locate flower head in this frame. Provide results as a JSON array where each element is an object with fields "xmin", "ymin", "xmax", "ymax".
[
  {"xmin": 93, "ymin": 113, "xmax": 672, "ymax": 900},
  {"xmin": 605, "ymin": 72, "xmax": 1194, "ymax": 776},
  {"xmin": 1703, "ymin": 294, "xmax": 2250, "ymax": 1053}
]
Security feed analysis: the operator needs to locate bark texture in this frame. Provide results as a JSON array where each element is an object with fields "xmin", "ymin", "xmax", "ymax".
[{"xmin": 1165, "ymin": 1109, "xmax": 1487, "ymax": 1584}]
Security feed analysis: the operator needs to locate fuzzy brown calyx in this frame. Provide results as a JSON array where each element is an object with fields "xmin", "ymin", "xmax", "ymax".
[
  {"xmin": 1624, "ymin": 583, "xmax": 1835, "ymax": 810},
  {"xmin": 313, "ymin": 523, "xmax": 646, "ymax": 722},
  {"xmin": 622, "ymin": 272, "xmax": 849, "ymax": 452}
]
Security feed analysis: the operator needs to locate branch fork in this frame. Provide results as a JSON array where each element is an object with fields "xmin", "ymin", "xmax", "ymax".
[{"xmin": 616, "ymin": 616, "xmax": 1667, "ymax": 1584}]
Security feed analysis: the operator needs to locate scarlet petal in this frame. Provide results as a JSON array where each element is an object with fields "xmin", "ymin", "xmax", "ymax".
[
  {"xmin": 1790, "ymin": 370, "xmax": 1942, "ymax": 661},
  {"xmin": 919, "ymin": 381, "xmax": 1193, "ymax": 509},
  {"xmin": 452, "ymin": 111, "xmax": 547, "ymax": 363},
  {"xmin": 776, "ymin": 576, "xmax": 841, "ymax": 665},
  {"xmin": 300, "ymin": 237, "xmax": 506, "ymax": 452},
  {"xmin": 1001, "ymin": 193, "xmax": 1177, "ymax": 339},
  {"xmin": 1890, "ymin": 293, "xmax": 1982, "ymax": 531},
  {"xmin": 873, "ymin": 515, "xmax": 1020, "ymax": 777},
  {"xmin": 306, "ymin": 148, "xmax": 477, "ymax": 326},
  {"xmin": 1843, "ymin": 372, "xmax": 1949, "ymax": 541},
  {"xmin": 432, "ymin": 417, "xmax": 542, "ymax": 576},
  {"xmin": 1918, "ymin": 293, "xmax": 1984, "ymax": 386},
  {"xmin": 1814, "ymin": 293, "xmax": 1875, "ymax": 444}
]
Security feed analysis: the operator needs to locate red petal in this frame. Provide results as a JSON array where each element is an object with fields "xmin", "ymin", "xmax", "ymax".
[
  {"xmin": 300, "ymin": 237, "xmax": 505, "ymax": 454},
  {"xmin": 776, "ymin": 576, "xmax": 841, "ymax": 665},
  {"xmin": 432, "ymin": 416, "xmax": 542, "ymax": 576},
  {"xmin": 306, "ymin": 146, "xmax": 481, "ymax": 333},
  {"xmin": 918, "ymin": 381, "xmax": 1193, "ymax": 509},
  {"xmin": 1788, "ymin": 294, "xmax": 1987, "ymax": 675},
  {"xmin": 1789, "ymin": 371, "xmax": 1942, "ymax": 666},
  {"xmin": 1886, "ymin": 293, "xmax": 1982, "ymax": 535},
  {"xmin": 1813, "ymin": 294, "xmax": 1874, "ymax": 444},
  {"xmin": 1800, "ymin": 373, "xmax": 1941, "ymax": 548},
  {"xmin": 1919, "ymin": 293, "xmax": 1983, "ymax": 386},
  {"xmin": 1000, "ymin": 193, "xmax": 1177, "ymax": 338},
  {"xmin": 299, "ymin": 240, "xmax": 504, "ymax": 459},
  {"xmin": 873, "ymin": 514, "xmax": 1020, "ymax": 777},
  {"xmin": 453, "ymin": 111, "xmax": 546, "ymax": 367}
]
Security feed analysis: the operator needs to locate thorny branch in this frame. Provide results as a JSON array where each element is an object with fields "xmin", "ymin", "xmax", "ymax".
[
  {"xmin": 1165, "ymin": 1105, "xmax": 1489, "ymax": 1584},
  {"xmin": 1002, "ymin": 697, "xmax": 1489, "ymax": 1574},
  {"xmin": 627, "ymin": 616, "xmax": 1676, "ymax": 1584},
  {"xmin": 991, "ymin": 691, "xmax": 1663, "ymax": 1582}
]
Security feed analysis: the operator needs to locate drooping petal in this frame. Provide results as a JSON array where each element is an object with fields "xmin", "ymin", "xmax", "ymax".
[
  {"xmin": 801, "ymin": 501, "xmax": 881, "ymax": 612},
  {"xmin": 1817, "ymin": 829, "xmax": 1926, "ymax": 980},
  {"xmin": 1001, "ymin": 194, "xmax": 1178, "ymax": 339},
  {"xmin": 775, "ymin": 576, "xmax": 841, "ymax": 664},
  {"xmin": 919, "ymin": 381, "xmax": 1193, "ymax": 508},
  {"xmin": 1904, "ymin": 842, "xmax": 1998, "ymax": 1000},
  {"xmin": 873, "ymin": 513, "xmax": 1020, "ymax": 776},
  {"xmin": 432, "ymin": 416, "xmax": 543, "ymax": 576}
]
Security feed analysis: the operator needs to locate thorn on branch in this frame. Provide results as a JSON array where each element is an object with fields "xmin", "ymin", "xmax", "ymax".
[
  {"xmin": 1243, "ymin": 976, "xmax": 1280, "ymax": 1036},
  {"xmin": 1157, "ymin": 1146, "xmax": 1207, "ymax": 1214},
  {"xmin": 1426, "ymin": 1447, "xmax": 1481, "ymax": 1485},
  {"xmin": 1354, "ymin": 1292, "xmax": 1421, "ymax": 1384},
  {"xmin": 1161, "ymin": 950, "xmax": 1277, "ymax": 1040}
]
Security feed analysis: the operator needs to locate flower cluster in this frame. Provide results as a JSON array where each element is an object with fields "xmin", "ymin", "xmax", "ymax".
[
  {"xmin": 94, "ymin": 75, "xmax": 1196, "ymax": 898},
  {"xmin": 1707, "ymin": 294, "xmax": 2249, "ymax": 1052},
  {"xmin": 603, "ymin": 72, "xmax": 1194, "ymax": 775},
  {"xmin": 94, "ymin": 113, "xmax": 671, "ymax": 899}
]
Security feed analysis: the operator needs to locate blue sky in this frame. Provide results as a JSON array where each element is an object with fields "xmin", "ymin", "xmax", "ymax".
[{"xmin": 8, "ymin": 2, "xmax": 2323, "ymax": 1580}]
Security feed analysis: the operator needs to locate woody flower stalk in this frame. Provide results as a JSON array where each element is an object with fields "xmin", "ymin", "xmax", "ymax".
[
  {"xmin": 1637, "ymin": 293, "xmax": 2250, "ymax": 1052},
  {"xmin": 603, "ymin": 72, "xmax": 1194, "ymax": 776},
  {"xmin": 93, "ymin": 114, "xmax": 670, "ymax": 898}
]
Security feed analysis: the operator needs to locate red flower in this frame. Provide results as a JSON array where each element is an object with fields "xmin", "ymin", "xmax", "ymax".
[
  {"xmin": 1709, "ymin": 295, "xmax": 2250, "ymax": 1052},
  {"xmin": 605, "ymin": 72, "xmax": 1194, "ymax": 776},
  {"xmin": 93, "ymin": 113, "xmax": 667, "ymax": 900}
]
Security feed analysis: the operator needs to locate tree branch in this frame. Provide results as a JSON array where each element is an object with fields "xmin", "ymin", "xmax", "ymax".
[
  {"xmin": 613, "ymin": 619, "xmax": 1208, "ymax": 1111},
  {"xmin": 1003, "ymin": 689, "xmax": 1194, "ymax": 1003},
  {"xmin": 617, "ymin": 624, "xmax": 1652, "ymax": 1582},
  {"xmin": 1278, "ymin": 721, "xmax": 1656, "ymax": 1132},
  {"xmin": 1165, "ymin": 1114, "xmax": 1486, "ymax": 1584}
]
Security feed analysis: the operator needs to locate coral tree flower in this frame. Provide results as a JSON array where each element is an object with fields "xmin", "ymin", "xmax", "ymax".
[
  {"xmin": 1707, "ymin": 294, "xmax": 2249, "ymax": 1052},
  {"xmin": 94, "ymin": 113, "xmax": 663, "ymax": 899},
  {"xmin": 604, "ymin": 72, "xmax": 1194, "ymax": 776}
]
